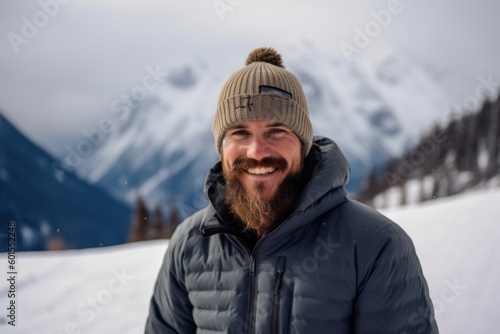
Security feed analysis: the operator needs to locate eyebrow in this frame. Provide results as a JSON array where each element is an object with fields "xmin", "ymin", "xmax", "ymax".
[
  {"xmin": 226, "ymin": 124, "xmax": 247, "ymax": 131},
  {"xmin": 266, "ymin": 122, "xmax": 287, "ymax": 128},
  {"xmin": 227, "ymin": 122, "xmax": 288, "ymax": 131}
]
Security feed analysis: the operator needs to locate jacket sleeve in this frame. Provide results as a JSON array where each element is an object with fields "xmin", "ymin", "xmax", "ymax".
[
  {"xmin": 145, "ymin": 229, "xmax": 196, "ymax": 333},
  {"xmin": 353, "ymin": 223, "xmax": 439, "ymax": 334}
]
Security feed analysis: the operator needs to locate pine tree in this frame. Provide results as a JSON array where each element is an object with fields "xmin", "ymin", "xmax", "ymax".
[
  {"xmin": 464, "ymin": 111, "xmax": 479, "ymax": 179},
  {"xmin": 164, "ymin": 196, "xmax": 181, "ymax": 239},
  {"xmin": 486, "ymin": 94, "xmax": 500, "ymax": 178},
  {"xmin": 150, "ymin": 203, "xmax": 165, "ymax": 240},
  {"xmin": 495, "ymin": 94, "xmax": 500, "ymax": 173},
  {"xmin": 356, "ymin": 169, "xmax": 377, "ymax": 206},
  {"xmin": 402, "ymin": 182, "xmax": 409, "ymax": 205},
  {"xmin": 128, "ymin": 195, "xmax": 149, "ymax": 242},
  {"xmin": 455, "ymin": 117, "xmax": 467, "ymax": 173}
]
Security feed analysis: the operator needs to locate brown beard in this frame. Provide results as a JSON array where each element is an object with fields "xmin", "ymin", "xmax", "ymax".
[{"xmin": 223, "ymin": 157, "xmax": 304, "ymax": 235}]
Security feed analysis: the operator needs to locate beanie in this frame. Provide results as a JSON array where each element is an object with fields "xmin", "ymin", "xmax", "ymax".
[{"xmin": 212, "ymin": 47, "xmax": 313, "ymax": 156}]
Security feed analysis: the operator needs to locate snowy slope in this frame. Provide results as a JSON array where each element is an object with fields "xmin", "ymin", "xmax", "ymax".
[
  {"xmin": 76, "ymin": 44, "xmax": 451, "ymax": 214},
  {"xmin": 1, "ymin": 189, "xmax": 498, "ymax": 333}
]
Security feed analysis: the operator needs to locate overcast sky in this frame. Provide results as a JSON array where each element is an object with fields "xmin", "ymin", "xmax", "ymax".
[{"xmin": 1, "ymin": 0, "xmax": 499, "ymax": 156}]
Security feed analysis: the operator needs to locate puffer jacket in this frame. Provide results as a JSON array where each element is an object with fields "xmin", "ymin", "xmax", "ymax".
[{"xmin": 145, "ymin": 137, "xmax": 438, "ymax": 334}]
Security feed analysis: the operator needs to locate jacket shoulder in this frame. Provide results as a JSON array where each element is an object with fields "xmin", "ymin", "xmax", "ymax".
[
  {"xmin": 332, "ymin": 201, "xmax": 437, "ymax": 333},
  {"xmin": 328, "ymin": 199, "xmax": 419, "ymax": 279},
  {"xmin": 168, "ymin": 208, "xmax": 207, "ymax": 250},
  {"xmin": 332, "ymin": 198, "xmax": 409, "ymax": 243}
]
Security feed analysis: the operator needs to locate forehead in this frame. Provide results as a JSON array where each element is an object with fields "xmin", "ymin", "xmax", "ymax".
[{"xmin": 227, "ymin": 120, "xmax": 291, "ymax": 130}]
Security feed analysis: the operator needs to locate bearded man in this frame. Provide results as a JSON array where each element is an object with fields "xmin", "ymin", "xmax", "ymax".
[{"xmin": 145, "ymin": 47, "xmax": 438, "ymax": 334}]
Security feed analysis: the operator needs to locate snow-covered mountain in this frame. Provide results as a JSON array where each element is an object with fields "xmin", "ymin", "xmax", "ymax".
[
  {"xmin": 2, "ymin": 189, "xmax": 498, "ymax": 333},
  {"xmin": 76, "ymin": 44, "xmax": 452, "ymax": 215},
  {"xmin": 0, "ymin": 112, "xmax": 131, "ymax": 251},
  {"xmin": 77, "ymin": 57, "xmax": 222, "ymax": 217}
]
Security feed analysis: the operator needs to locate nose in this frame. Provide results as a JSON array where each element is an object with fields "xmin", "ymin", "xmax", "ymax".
[{"xmin": 246, "ymin": 135, "xmax": 272, "ymax": 161}]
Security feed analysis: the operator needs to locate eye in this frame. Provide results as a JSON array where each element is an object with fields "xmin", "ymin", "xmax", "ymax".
[
  {"xmin": 230, "ymin": 129, "xmax": 250, "ymax": 136},
  {"xmin": 267, "ymin": 128, "xmax": 287, "ymax": 136}
]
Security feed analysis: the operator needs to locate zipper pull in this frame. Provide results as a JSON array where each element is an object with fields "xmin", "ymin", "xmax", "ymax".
[{"xmin": 274, "ymin": 257, "xmax": 286, "ymax": 295}]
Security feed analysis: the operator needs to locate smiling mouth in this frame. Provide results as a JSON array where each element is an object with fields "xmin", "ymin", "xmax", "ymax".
[{"xmin": 245, "ymin": 167, "xmax": 277, "ymax": 175}]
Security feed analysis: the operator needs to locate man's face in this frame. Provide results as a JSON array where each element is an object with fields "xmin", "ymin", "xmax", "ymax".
[{"xmin": 221, "ymin": 120, "xmax": 303, "ymax": 200}]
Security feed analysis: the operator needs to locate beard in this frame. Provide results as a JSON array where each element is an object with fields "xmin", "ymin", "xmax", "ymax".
[{"xmin": 223, "ymin": 157, "xmax": 304, "ymax": 235}]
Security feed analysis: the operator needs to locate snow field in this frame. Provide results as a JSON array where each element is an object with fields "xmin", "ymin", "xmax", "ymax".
[{"xmin": 1, "ymin": 189, "xmax": 499, "ymax": 333}]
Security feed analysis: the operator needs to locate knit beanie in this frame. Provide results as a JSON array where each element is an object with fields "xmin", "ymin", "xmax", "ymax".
[{"xmin": 212, "ymin": 47, "xmax": 313, "ymax": 156}]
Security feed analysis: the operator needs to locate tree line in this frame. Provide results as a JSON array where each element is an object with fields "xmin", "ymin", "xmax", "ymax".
[
  {"xmin": 357, "ymin": 92, "xmax": 500, "ymax": 208},
  {"xmin": 128, "ymin": 195, "xmax": 181, "ymax": 242}
]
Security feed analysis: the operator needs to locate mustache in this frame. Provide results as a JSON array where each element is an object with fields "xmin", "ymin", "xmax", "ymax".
[{"xmin": 230, "ymin": 157, "xmax": 288, "ymax": 175}]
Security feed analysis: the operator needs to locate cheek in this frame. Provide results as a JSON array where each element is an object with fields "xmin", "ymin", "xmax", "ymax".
[
  {"xmin": 221, "ymin": 148, "xmax": 237, "ymax": 172},
  {"xmin": 221, "ymin": 156, "xmax": 231, "ymax": 173},
  {"xmin": 281, "ymin": 144, "xmax": 302, "ymax": 170},
  {"xmin": 280, "ymin": 137, "xmax": 302, "ymax": 162},
  {"xmin": 289, "ymin": 158, "xmax": 302, "ymax": 173}
]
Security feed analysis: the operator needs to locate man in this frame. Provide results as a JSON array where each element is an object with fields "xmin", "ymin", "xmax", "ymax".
[{"xmin": 145, "ymin": 47, "xmax": 438, "ymax": 333}]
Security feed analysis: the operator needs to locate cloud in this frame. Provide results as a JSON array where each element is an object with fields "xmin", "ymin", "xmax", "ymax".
[{"xmin": 0, "ymin": 0, "xmax": 499, "ymax": 156}]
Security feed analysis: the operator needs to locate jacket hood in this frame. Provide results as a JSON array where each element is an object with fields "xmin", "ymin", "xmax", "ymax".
[{"xmin": 202, "ymin": 136, "xmax": 350, "ymax": 235}]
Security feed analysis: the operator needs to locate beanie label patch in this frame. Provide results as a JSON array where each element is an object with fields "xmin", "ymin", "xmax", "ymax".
[{"xmin": 259, "ymin": 85, "xmax": 292, "ymax": 99}]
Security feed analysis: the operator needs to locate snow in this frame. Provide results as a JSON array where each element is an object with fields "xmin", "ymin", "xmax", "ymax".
[
  {"xmin": 372, "ymin": 54, "xmax": 451, "ymax": 146},
  {"xmin": 80, "ymin": 60, "xmax": 220, "ymax": 186},
  {"xmin": 0, "ymin": 241, "xmax": 168, "ymax": 333},
  {"xmin": 456, "ymin": 171, "xmax": 473, "ymax": 189},
  {"xmin": 486, "ymin": 175, "xmax": 500, "ymax": 188},
  {"xmin": 477, "ymin": 145, "xmax": 489, "ymax": 172},
  {"xmin": 1, "ymin": 189, "xmax": 499, "ymax": 333},
  {"xmin": 405, "ymin": 178, "xmax": 421, "ymax": 204},
  {"xmin": 376, "ymin": 185, "xmax": 405, "ymax": 208},
  {"xmin": 422, "ymin": 175, "xmax": 434, "ymax": 199}
]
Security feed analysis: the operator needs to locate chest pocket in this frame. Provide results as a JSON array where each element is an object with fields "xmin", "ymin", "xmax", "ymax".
[{"xmin": 271, "ymin": 257, "xmax": 295, "ymax": 334}]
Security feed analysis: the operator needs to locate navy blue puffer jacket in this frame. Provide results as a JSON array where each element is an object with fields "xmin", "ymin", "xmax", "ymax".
[{"xmin": 145, "ymin": 137, "xmax": 438, "ymax": 333}]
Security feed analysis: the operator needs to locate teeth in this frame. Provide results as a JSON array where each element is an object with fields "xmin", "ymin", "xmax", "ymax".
[{"xmin": 246, "ymin": 167, "xmax": 276, "ymax": 175}]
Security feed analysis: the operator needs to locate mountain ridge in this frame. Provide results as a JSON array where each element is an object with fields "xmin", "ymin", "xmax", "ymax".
[{"xmin": 0, "ymin": 112, "xmax": 131, "ymax": 251}]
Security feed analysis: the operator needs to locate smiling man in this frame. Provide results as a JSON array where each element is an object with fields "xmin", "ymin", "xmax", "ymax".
[
  {"xmin": 222, "ymin": 120, "xmax": 305, "ymax": 236},
  {"xmin": 145, "ymin": 48, "xmax": 438, "ymax": 333}
]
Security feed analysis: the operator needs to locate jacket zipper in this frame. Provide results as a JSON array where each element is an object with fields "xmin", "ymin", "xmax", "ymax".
[
  {"xmin": 202, "ymin": 219, "xmax": 282, "ymax": 334},
  {"xmin": 247, "ymin": 254, "xmax": 257, "ymax": 334},
  {"xmin": 272, "ymin": 257, "xmax": 286, "ymax": 334}
]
